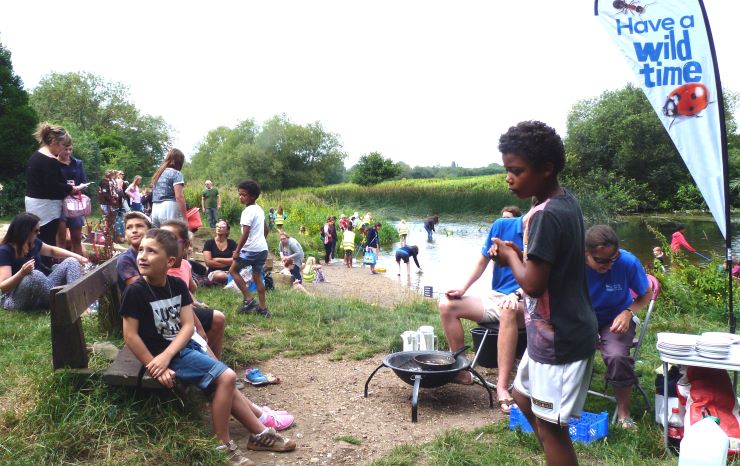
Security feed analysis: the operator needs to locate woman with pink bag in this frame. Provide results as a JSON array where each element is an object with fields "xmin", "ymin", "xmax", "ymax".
[{"xmin": 56, "ymin": 142, "xmax": 90, "ymax": 257}]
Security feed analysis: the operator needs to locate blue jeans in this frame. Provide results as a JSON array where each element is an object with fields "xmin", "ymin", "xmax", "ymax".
[
  {"xmin": 206, "ymin": 207, "xmax": 218, "ymax": 228},
  {"xmin": 425, "ymin": 226, "xmax": 433, "ymax": 241}
]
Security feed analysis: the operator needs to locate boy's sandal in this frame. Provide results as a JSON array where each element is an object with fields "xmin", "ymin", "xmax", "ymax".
[
  {"xmin": 497, "ymin": 398, "xmax": 515, "ymax": 415},
  {"xmin": 244, "ymin": 368, "xmax": 270, "ymax": 386}
]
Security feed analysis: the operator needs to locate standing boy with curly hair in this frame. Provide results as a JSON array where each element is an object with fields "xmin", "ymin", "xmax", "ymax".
[{"xmin": 493, "ymin": 121, "xmax": 598, "ymax": 466}]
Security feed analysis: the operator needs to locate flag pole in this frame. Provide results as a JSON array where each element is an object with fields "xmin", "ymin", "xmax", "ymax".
[{"xmin": 698, "ymin": 0, "xmax": 734, "ymax": 333}]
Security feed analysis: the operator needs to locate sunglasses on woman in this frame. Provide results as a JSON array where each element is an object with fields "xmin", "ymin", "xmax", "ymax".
[{"xmin": 590, "ymin": 250, "xmax": 620, "ymax": 265}]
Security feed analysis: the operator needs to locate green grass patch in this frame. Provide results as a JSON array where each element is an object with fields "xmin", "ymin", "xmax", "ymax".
[{"xmin": 335, "ymin": 435, "xmax": 362, "ymax": 445}]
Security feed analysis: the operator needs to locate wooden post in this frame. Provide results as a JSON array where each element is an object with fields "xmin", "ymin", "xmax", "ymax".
[{"xmin": 50, "ymin": 286, "xmax": 89, "ymax": 370}]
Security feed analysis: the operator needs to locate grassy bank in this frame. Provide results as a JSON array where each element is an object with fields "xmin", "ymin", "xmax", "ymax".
[{"xmin": 0, "ymin": 288, "xmax": 438, "ymax": 464}]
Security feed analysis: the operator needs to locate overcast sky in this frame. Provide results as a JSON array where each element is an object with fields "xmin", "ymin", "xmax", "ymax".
[{"xmin": 1, "ymin": 1, "xmax": 738, "ymax": 168}]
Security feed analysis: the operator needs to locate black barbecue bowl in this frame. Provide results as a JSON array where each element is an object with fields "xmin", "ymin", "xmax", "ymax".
[{"xmin": 383, "ymin": 351, "xmax": 470, "ymax": 388}]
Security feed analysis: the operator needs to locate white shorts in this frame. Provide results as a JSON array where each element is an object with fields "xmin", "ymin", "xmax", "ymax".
[
  {"xmin": 513, "ymin": 351, "xmax": 593, "ymax": 426},
  {"xmin": 151, "ymin": 200, "xmax": 184, "ymax": 228},
  {"xmin": 480, "ymin": 290, "xmax": 508, "ymax": 323}
]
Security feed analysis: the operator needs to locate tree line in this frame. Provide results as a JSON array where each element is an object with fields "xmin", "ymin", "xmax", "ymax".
[{"xmin": 2, "ymin": 37, "xmax": 739, "ymax": 218}]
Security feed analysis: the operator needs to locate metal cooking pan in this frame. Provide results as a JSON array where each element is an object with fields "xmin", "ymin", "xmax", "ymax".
[{"xmin": 413, "ymin": 346, "xmax": 468, "ymax": 371}]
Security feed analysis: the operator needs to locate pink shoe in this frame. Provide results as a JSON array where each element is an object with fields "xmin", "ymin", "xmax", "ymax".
[
  {"xmin": 262, "ymin": 411, "xmax": 295, "ymax": 431},
  {"xmin": 262, "ymin": 405, "xmax": 288, "ymax": 415}
]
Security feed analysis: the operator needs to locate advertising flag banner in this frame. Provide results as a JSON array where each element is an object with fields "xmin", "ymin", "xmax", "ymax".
[{"xmin": 595, "ymin": 0, "xmax": 727, "ymax": 238}]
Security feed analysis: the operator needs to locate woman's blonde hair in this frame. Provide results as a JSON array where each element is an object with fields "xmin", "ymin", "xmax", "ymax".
[
  {"xmin": 132, "ymin": 175, "xmax": 142, "ymax": 186},
  {"xmin": 151, "ymin": 148, "xmax": 185, "ymax": 186},
  {"xmin": 33, "ymin": 122, "xmax": 71, "ymax": 148}
]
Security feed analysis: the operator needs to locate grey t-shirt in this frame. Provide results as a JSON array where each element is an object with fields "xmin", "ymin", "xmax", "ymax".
[
  {"xmin": 522, "ymin": 189, "xmax": 597, "ymax": 365},
  {"xmin": 280, "ymin": 237, "xmax": 305, "ymax": 269},
  {"xmin": 152, "ymin": 168, "xmax": 184, "ymax": 203}
]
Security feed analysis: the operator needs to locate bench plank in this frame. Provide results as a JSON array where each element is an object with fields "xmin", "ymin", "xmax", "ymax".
[
  {"xmin": 102, "ymin": 346, "xmax": 165, "ymax": 389},
  {"xmin": 51, "ymin": 256, "xmax": 119, "ymax": 326},
  {"xmin": 50, "ymin": 286, "xmax": 89, "ymax": 369}
]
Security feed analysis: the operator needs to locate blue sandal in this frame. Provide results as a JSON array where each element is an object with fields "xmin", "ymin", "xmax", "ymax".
[{"xmin": 244, "ymin": 368, "xmax": 269, "ymax": 386}]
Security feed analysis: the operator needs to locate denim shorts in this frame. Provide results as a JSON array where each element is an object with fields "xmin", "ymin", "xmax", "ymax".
[
  {"xmin": 60, "ymin": 215, "xmax": 85, "ymax": 229},
  {"xmin": 236, "ymin": 249, "xmax": 268, "ymax": 274},
  {"xmin": 169, "ymin": 340, "xmax": 228, "ymax": 392}
]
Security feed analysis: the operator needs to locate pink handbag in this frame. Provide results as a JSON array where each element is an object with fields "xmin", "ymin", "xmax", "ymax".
[{"xmin": 63, "ymin": 193, "xmax": 92, "ymax": 218}]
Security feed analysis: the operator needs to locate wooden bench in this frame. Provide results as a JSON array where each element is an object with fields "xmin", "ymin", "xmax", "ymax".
[{"xmin": 50, "ymin": 255, "xmax": 164, "ymax": 389}]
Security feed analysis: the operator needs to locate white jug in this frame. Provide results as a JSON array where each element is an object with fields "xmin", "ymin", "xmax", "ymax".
[
  {"xmin": 678, "ymin": 416, "xmax": 729, "ymax": 466},
  {"xmin": 417, "ymin": 325, "xmax": 436, "ymax": 351},
  {"xmin": 401, "ymin": 331, "xmax": 419, "ymax": 351}
]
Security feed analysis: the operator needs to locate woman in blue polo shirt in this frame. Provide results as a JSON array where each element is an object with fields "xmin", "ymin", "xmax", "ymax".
[{"xmin": 585, "ymin": 224, "xmax": 652, "ymax": 431}]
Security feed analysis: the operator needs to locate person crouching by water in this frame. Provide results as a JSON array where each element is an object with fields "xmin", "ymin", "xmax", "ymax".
[
  {"xmin": 395, "ymin": 245, "xmax": 421, "ymax": 276},
  {"xmin": 1, "ymin": 212, "xmax": 87, "ymax": 311}
]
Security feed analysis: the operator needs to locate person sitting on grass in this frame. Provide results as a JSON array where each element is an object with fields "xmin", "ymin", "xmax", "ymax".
[
  {"xmin": 585, "ymin": 224, "xmax": 652, "ymax": 431},
  {"xmin": 438, "ymin": 215, "xmax": 524, "ymax": 414},
  {"xmin": 395, "ymin": 245, "xmax": 422, "ymax": 276},
  {"xmin": 1, "ymin": 212, "xmax": 88, "ymax": 311},
  {"xmin": 342, "ymin": 224, "xmax": 356, "ymax": 269},
  {"xmin": 230, "ymin": 180, "xmax": 270, "ymax": 317},
  {"xmin": 202, "ymin": 219, "xmax": 237, "ymax": 285},
  {"xmin": 120, "ymin": 229, "xmax": 297, "ymax": 465}
]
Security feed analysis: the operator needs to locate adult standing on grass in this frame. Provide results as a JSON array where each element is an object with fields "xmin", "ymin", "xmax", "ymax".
[
  {"xmin": 0, "ymin": 212, "xmax": 87, "ymax": 311},
  {"xmin": 424, "ymin": 215, "xmax": 439, "ymax": 242},
  {"xmin": 670, "ymin": 225, "xmax": 696, "ymax": 254},
  {"xmin": 202, "ymin": 220, "xmax": 237, "ymax": 284},
  {"xmin": 150, "ymin": 148, "xmax": 187, "ymax": 227},
  {"xmin": 585, "ymin": 224, "xmax": 652, "ymax": 431},
  {"xmin": 25, "ymin": 123, "xmax": 78, "ymax": 269},
  {"xmin": 56, "ymin": 141, "xmax": 89, "ymax": 257},
  {"xmin": 202, "ymin": 180, "xmax": 221, "ymax": 229},
  {"xmin": 492, "ymin": 121, "xmax": 597, "ymax": 466},
  {"xmin": 230, "ymin": 180, "xmax": 270, "ymax": 317},
  {"xmin": 321, "ymin": 216, "xmax": 334, "ymax": 265},
  {"xmin": 126, "ymin": 176, "xmax": 144, "ymax": 212}
]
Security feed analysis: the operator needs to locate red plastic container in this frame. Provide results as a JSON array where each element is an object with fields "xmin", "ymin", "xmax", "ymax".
[{"xmin": 186, "ymin": 207, "xmax": 202, "ymax": 230}]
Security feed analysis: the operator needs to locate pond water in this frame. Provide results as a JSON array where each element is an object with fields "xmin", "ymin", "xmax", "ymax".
[{"xmin": 375, "ymin": 216, "xmax": 738, "ymax": 298}]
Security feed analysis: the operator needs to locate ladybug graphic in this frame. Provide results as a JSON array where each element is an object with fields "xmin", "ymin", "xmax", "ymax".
[{"xmin": 662, "ymin": 83, "xmax": 709, "ymax": 128}]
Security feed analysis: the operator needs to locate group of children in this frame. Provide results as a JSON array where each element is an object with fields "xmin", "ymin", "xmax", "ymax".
[{"xmin": 117, "ymin": 206, "xmax": 297, "ymax": 465}]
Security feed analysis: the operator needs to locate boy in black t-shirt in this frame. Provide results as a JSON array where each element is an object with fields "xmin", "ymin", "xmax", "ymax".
[
  {"xmin": 120, "ymin": 229, "xmax": 295, "ymax": 464},
  {"xmin": 493, "ymin": 121, "xmax": 598, "ymax": 466}
]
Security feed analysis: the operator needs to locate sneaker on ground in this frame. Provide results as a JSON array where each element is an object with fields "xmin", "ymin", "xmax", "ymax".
[
  {"xmin": 217, "ymin": 440, "xmax": 255, "ymax": 466},
  {"xmin": 239, "ymin": 298, "xmax": 259, "ymax": 314},
  {"xmin": 257, "ymin": 307, "xmax": 271, "ymax": 318},
  {"xmin": 244, "ymin": 368, "xmax": 269, "ymax": 386},
  {"xmin": 262, "ymin": 411, "xmax": 295, "ymax": 431},
  {"xmin": 247, "ymin": 428, "xmax": 296, "ymax": 452}
]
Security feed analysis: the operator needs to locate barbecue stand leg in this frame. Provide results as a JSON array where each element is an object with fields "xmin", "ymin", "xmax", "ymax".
[
  {"xmin": 364, "ymin": 363, "xmax": 386, "ymax": 398},
  {"xmin": 411, "ymin": 375, "xmax": 421, "ymax": 423},
  {"xmin": 468, "ymin": 367, "xmax": 494, "ymax": 409}
]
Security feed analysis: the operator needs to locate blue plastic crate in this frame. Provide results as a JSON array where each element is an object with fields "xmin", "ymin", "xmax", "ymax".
[{"xmin": 509, "ymin": 406, "xmax": 608, "ymax": 444}]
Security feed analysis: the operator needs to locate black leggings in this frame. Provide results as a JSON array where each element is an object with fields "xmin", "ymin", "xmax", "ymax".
[{"xmin": 324, "ymin": 242, "xmax": 333, "ymax": 264}]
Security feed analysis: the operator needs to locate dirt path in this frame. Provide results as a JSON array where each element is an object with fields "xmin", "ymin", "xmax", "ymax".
[{"xmin": 230, "ymin": 353, "xmax": 505, "ymax": 465}]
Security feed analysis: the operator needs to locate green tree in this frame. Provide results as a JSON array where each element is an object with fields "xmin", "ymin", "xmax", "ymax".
[
  {"xmin": 350, "ymin": 152, "xmax": 401, "ymax": 186},
  {"xmin": 0, "ymin": 40, "xmax": 38, "ymax": 215},
  {"xmin": 30, "ymin": 72, "xmax": 171, "ymax": 181}
]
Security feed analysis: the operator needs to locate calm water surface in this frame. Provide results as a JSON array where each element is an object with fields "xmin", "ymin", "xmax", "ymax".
[{"xmin": 376, "ymin": 216, "xmax": 737, "ymax": 298}]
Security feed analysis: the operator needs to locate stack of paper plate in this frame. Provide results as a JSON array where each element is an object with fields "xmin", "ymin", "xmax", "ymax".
[
  {"xmin": 695, "ymin": 335, "xmax": 732, "ymax": 359},
  {"xmin": 656, "ymin": 333, "xmax": 697, "ymax": 357},
  {"xmin": 701, "ymin": 332, "xmax": 740, "ymax": 344}
]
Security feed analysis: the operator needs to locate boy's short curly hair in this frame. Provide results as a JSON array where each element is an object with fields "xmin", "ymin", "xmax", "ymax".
[
  {"xmin": 237, "ymin": 179, "xmax": 261, "ymax": 198},
  {"xmin": 498, "ymin": 121, "xmax": 565, "ymax": 174}
]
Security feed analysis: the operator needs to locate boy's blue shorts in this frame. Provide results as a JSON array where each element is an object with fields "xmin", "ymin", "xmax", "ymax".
[
  {"xmin": 236, "ymin": 249, "xmax": 268, "ymax": 274},
  {"xmin": 169, "ymin": 340, "xmax": 228, "ymax": 392}
]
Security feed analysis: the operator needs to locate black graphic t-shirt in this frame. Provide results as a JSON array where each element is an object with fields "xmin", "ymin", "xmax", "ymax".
[{"xmin": 120, "ymin": 276, "xmax": 193, "ymax": 356}]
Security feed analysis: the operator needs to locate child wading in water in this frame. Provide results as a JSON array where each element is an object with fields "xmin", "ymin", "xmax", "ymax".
[
  {"xmin": 492, "ymin": 121, "xmax": 598, "ymax": 466},
  {"xmin": 120, "ymin": 229, "xmax": 296, "ymax": 465}
]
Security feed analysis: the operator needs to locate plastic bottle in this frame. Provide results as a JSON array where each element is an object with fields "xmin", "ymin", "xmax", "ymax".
[
  {"xmin": 667, "ymin": 407, "xmax": 684, "ymax": 454},
  {"xmin": 678, "ymin": 416, "xmax": 728, "ymax": 466}
]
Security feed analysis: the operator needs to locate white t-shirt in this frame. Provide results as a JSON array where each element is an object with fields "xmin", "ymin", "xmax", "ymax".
[{"xmin": 239, "ymin": 204, "xmax": 268, "ymax": 253}]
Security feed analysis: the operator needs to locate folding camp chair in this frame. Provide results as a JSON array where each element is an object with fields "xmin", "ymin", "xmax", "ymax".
[{"xmin": 587, "ymin": 274, "xmax": 661, "ymax": 424}]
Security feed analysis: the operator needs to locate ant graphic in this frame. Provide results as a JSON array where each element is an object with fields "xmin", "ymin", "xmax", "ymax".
[{"xmin": 613, "ymin": 0, "xmax": 653, "ymax": 15}]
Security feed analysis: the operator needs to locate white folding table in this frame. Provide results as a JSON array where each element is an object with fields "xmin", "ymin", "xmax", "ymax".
[{"xmin": 659, "ymin": 344, "xmax": 740, "ymax": 454}]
